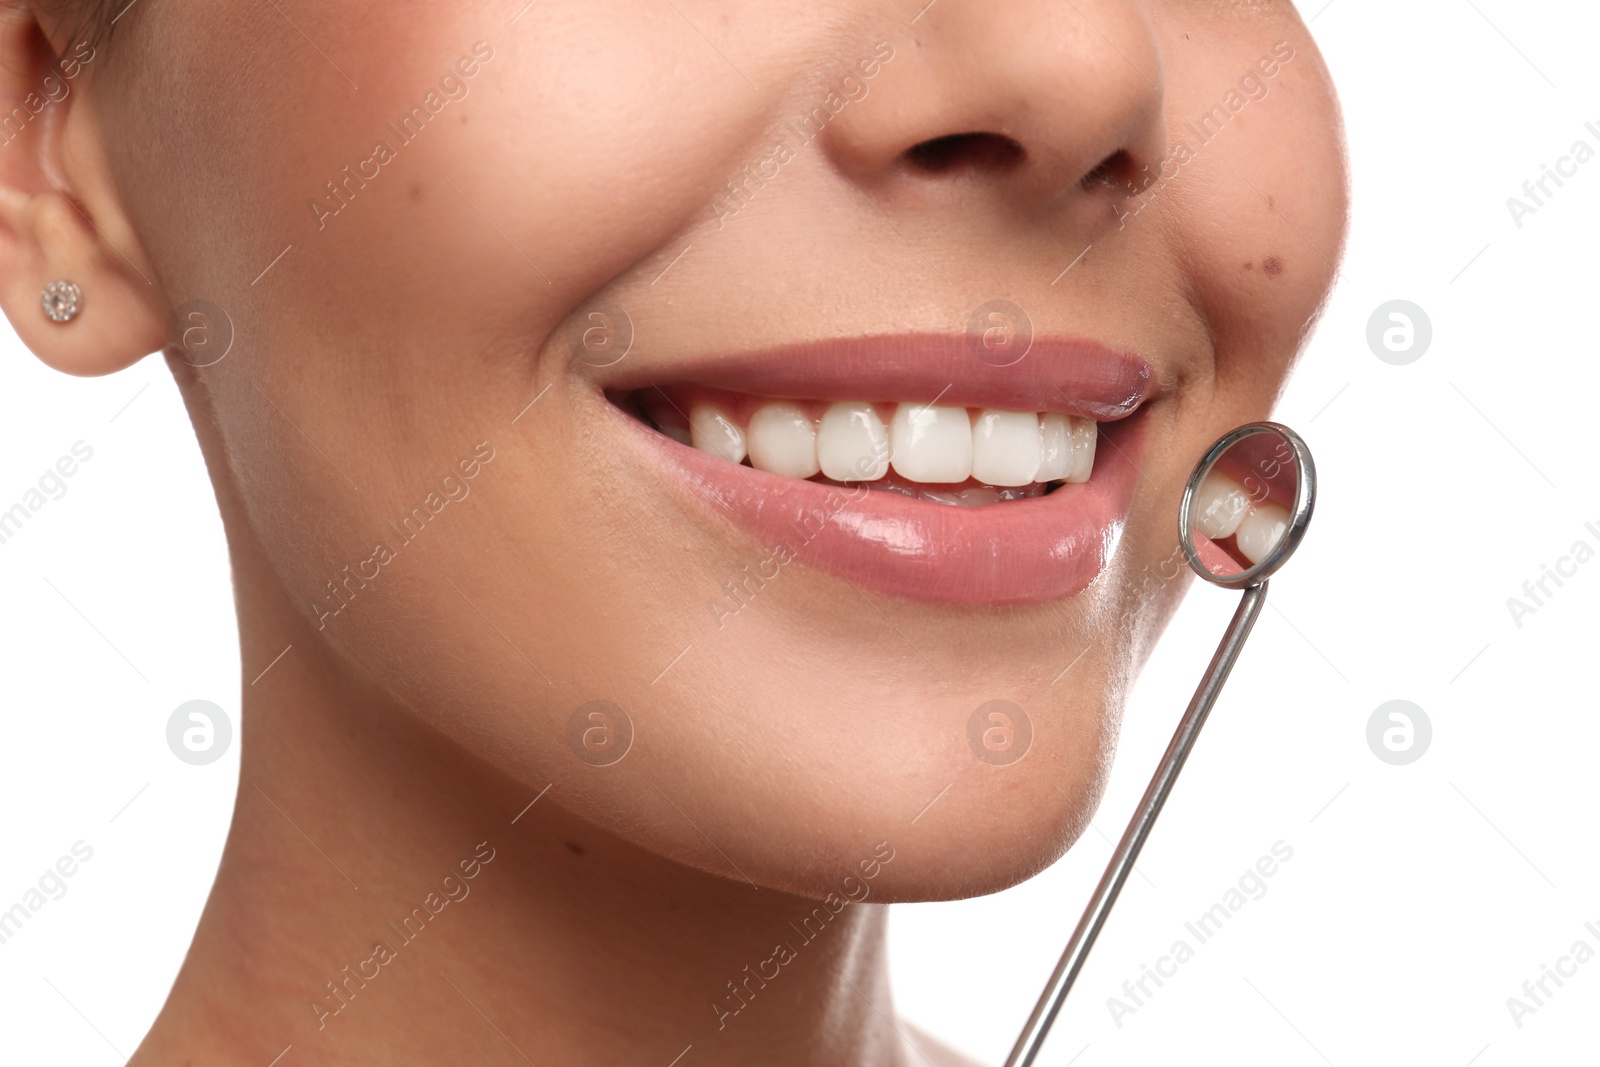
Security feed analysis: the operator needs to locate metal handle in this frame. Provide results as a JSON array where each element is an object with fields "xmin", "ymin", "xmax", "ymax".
[{"xmin": 1003, "ymin": 581, "xmax": 1269, "ymax": 1067}]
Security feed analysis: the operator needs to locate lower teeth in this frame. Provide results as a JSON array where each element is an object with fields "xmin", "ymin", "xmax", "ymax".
[{"xmin": 812, "ymin": 476, "xmax": 1054, "ymax": 506}]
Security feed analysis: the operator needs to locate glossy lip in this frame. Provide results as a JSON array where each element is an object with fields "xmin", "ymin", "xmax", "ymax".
[
  {"xmin": 598, "ymin": 332, "xmax": 1153, "ymax": 420},
  {"xmin": 599, "ymin": 333, "xmax": 1154, "ymax": 606}
]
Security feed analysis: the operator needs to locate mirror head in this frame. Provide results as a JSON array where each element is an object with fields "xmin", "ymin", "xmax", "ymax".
[{"xmin": 1179, "ymin": 422, "xmax": 1315, "ymax": 588}]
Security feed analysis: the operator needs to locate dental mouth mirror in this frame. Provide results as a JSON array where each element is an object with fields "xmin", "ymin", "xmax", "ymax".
[{"xmin": 1004, "ymin": 422, "xmax": 1316, "ymax": 1067}]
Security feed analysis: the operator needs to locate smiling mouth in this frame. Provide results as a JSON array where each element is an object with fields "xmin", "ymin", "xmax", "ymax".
[{"xmin": 594, "ymin": 332, "xmax": 1155, "ymax": 604}]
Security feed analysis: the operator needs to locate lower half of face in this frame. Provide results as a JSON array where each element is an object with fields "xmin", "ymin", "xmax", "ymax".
[{"xmin": 118, "ymin": 0, "xmax": 1346, "ymax": 900}]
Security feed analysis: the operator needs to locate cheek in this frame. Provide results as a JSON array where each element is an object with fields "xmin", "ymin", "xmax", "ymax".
[
  {"xmin": 125, "ymin": 0, "xmax": 819, "ymax": 384},
  {"xmin": 1150, "ymin": 25, "xmax": 1349, "ymax": 396}
]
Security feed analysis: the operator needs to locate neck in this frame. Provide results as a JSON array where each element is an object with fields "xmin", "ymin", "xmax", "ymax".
[{"xmin": 135, "ymin": 372, "xmax": 928, "ymax": 1067}]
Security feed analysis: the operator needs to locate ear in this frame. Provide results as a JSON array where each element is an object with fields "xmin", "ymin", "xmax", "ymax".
[{"xmin": 0, "ymin": 9, "xmax": 167, "ymax": 377}]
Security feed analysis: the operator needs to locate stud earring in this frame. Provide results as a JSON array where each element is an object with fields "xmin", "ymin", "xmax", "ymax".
[{"xmin": 41, "ymin": 280, "xmax": 82, "ymax": 323}]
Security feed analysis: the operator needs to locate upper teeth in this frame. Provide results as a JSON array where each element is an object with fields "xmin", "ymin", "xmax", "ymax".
[
  {"xmin": 685, "ymin": 400, "xmax": 1098, "ymax": 486},
  {"xmin": 818, "ymin": 402, "xmax": 889, "ymax": 481},
  {"xmin": 1192, "ymin": 471, "xmax": 1291, "ymax": 565}
]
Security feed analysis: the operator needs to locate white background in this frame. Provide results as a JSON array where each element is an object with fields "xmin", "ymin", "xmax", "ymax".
[{"xmin": 3, "ymin": 1, "xmax": 1597, "ymax": 1063}]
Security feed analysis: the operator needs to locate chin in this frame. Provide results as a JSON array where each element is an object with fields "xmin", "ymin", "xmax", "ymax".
[
  {"xmin": 716, "ymin": 695, "xmax": 1119, "ymax": 906},
  {"xmin": 888, "ymin": 753, "xmax": 1111, "ymax": 904}
]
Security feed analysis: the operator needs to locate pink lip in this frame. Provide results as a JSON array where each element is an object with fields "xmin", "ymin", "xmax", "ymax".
[
  {"xmin": 601, "ymin": 333, "xmax": 1152, "ymax": 419},
  {"xmin": 603, "ymin": 333, "xmax": 1153, "ymax": 605}
]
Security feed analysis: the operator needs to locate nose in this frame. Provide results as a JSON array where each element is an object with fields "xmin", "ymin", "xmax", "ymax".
[{"xmin": 817, "ymin": 0, "xmax": 1166, "ymax": 209}]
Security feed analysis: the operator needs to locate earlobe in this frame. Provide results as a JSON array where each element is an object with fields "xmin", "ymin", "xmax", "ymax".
[
  {"xmin": 0, "ymin": 11, "xmax": 167, "ymax": 377},
  {"xmin": 0, "ymin": 181, "xmax": 168, "ymax": 376}
]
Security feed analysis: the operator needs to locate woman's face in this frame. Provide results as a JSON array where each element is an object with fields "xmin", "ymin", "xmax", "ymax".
[{"xmin": 64, "ymin": 0, "xmax": 1345, "ymax": 898}]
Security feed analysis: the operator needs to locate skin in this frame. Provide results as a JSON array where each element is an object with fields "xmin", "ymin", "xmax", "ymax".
[{"xmin": 0, "ymin": 1, "xmax": 1347, "ymax": 1064}]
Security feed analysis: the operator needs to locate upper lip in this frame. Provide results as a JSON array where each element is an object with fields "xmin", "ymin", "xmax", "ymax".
[{"xmin": 596, "ymin": 332, "xmax": 1154, "ymax": 420}]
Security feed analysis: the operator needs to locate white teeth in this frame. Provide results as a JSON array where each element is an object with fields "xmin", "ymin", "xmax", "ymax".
[
  {"xmin": 882, "ymin": 483, "xmax": 1047, "ymax": 506},
  {"xmin": 678, "ymin": 396, "xmax": 1102, "ymax": 493},
  {"xmin": 1065, "ymin": 415, "xmax": 1096, "ymax": 484},
  {"xmin": 1235, "ymin": 502, "xmax": 1290, "ymax": 565},
  {"xmin": 1036, "ymin": 413, "xmax": 1073, "ymax": 482},
  {"xmin": 1193, "ymin": 471, "xmax": 1251, "ymax": 539},
  {"xmin": 890, "ymin": 403, "xmax": 972, "ymax": 483},
  {"xmin": 1193, "ymin": 470, "xmax": 1289, "ymax": 566},
  {"xmin": 971, "ymin": 409, "xmax": 1041, "ymax": 487},
  {"xmin": 747, "ymin": 402, "xmax": 820, "ymax": 478},
  {"xmin": 955, "ymin": 486, "xmax": 1001, "ymax": 506},
  {"xmin": 689, "ymin": 403, "xmax": 745, "ymax": 464},
  {"xmin": 931, "ymin": 486, "xmax": 1002, "ymax": 507},
  {"xmin": 818, "ymin": 402, "xmax": 890, "ymax": 481}
]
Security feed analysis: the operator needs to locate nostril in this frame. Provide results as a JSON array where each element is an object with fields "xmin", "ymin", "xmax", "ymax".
[
  {"xmin": 1081, "ymin": 149, "xmax": 1135, "ymax": 190},
  {"xmin": 905, "ymin": 132, "xmax": 1026, "ymax": 175}
]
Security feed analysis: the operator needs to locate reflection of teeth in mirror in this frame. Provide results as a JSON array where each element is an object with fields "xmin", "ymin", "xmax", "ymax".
[
  {"xmin": 1194, "ymin": 472, "xmax": 1251, "ymax": 538},
  {"xmin": 1241, "ymin": 474, "xmax": 1272, "ymax": 504},
  {"xmin": 1193, "ymin": 468, "xmax": 1291, "ymax": 566},
  {"xmin": 1235, "ymin": 503, "xmax": 1290, "ymax": 565}
]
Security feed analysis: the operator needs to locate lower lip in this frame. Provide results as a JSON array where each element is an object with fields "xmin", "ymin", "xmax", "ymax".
[{"xmin": 611, "ymin": 404, "xmax": 1146, "ymax": 605}]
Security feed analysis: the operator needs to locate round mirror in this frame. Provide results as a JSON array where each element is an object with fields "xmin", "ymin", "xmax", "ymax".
[{"xmin": 1179, "ymin": 422, "xmax": 1315, "ymax": 588}]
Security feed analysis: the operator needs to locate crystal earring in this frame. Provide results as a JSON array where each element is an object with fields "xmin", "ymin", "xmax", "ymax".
[{"xmin": 41, "ymin": 280, "xmax": 82, "ymax": 323}]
